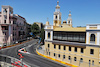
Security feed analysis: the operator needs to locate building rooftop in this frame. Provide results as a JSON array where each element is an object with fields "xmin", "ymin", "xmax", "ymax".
[
  {"xmin": 15, "ymin": 14, "xmax": 25, "ymax": 20},
  {"xmin": 2, "ymin": 5, "xmax": 13, "ymax": 9},
  {"xmin": 54, "ymin": 27, "xmax": 86, "ymax": 32}
]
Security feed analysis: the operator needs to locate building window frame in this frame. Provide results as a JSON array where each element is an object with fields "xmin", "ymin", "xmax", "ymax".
[
  {"xmin": 54, "ymin": 44, "xmax": 56, "ymax": 49},
  {"xmin": 68, "ymin": 56, "xmax": 71, "ymax": 60},
  {"xmin": 92, "ymin": 60, "xmax": 94, "ymax": 66},
  {"xmin": 48, "ymin": 44, "xmax": 50, "ymax": 48},
  {"xmin": 4, "ymin": 20, "xmax": 6, "ymax": 23},
  {"xmin": 74, "ymin": 47, "xmax": 77, "ymax": 52},
  {"xmin": 49, "ymin": 52, "xmax": 50, "ymax": 56},
  {"xmin": 69, "ymin": 46, "xmax": 71, "ymax": 51},
  {"xmin": 90, "ymin": 34, "xmax": 95, "ymax": 44},
  {"xmin": 48, "ymin": 32, "xmax": 50, "ymax": 39},
  {"xmin": 89, "ymin": 60, "xmax": 91, "ymax": 65},
  {"xmin": 54, "ymin": 53, "xmax": 55, "ymax": 57},
  {"xmin": 81, "ymin": 48, "xmax": 84, "ymax": 53},
  {"xmin": 63, "ymin": 55, "xmax": 65, "ymax": 59},
  {"xmin": 80, "ymin": 58, "xmax": 83, "ymax": 63},
  {"xmin": 55, "ymin": 15, "xmax": 57, "ymax": 19},
  {"xmin": 63, "ymin": 46, "xmax": 66, "ymax": 50},
  {"xmin": 90, "ymin": 49, "xmax": 94, "ymax": 55},
  {"xmin": 74, "ymin": 57, "xmax": 77, "ymax": 61},
  {"xmin": 58, "ymin": 45, "xmax": 61, "ymax": 50},
  {"xmin": 58, "ymin": 54, "xmax": 60, "ymax": 58}
]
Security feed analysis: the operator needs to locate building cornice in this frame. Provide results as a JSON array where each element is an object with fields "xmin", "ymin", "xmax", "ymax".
[
  {"xmin": 86, "ymin": 30, "xmax": 100, "ymax": 32},
  {"xmin": 45, "ymin": 40, "xmax": 100, "ymax": 48},
  {"xmin": 44, "ymin": 29, "xmax": 53, "ymax": 31}
]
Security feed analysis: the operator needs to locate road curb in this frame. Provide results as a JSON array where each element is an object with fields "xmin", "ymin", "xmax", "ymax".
[
  {"xmin": 36, "ymin": 49, "xmax": 78, "ymax": 67},
  {"xmin": 1, "ymin": 38, "xmax": 34, "ymax": 49}
]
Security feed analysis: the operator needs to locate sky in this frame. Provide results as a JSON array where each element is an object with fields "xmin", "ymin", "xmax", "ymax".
[{"xmin": 0, "ymin": 0, "xmax": 100, "ymax": 27}]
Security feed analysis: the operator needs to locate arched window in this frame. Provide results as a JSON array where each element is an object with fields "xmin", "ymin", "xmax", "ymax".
[
  {"xmin": 68, "ymin": 56, "xmax": 71, "ymax": 60},
  {"xmin": 58, "ymin": 54, "xmax": 60, "ymax": 58},
  {"xmin": 3, "ymin": 9, "xmax": 7, "ymax": 13},
  {"xmin": 74, "ymin": 57, "xmax": 77, "ymax": 61},
  {"xmin": 92, "ymin": 60, "xmax": 94, "ymax": 65},
  {"xmin": 63, "ymin": 55, "xmax": 65, "ymax": 59},
  {"xmin": 80, "ymin": 58, "xmax": 83, "ymax": 63},
  {"xmin": 48, "ymin": 44, "xmax": 50, "ymax": 48},
  {"xmin": 55, "ymin": 15, "xmax": 57, "ymax": 19},
  {"xmin": 68, "ymin": 21, "xmax": 70, "ymax": 24},
  {"xmin": 54, "ymin": 53, "xmax": 55, "ymax": 57},
  {"xmin": 89, "ymin": 60, "xmax": 91, "ymax": 64},
  {"xmin": 90, "ymin": 34, "xmax": 95, "ymax": 41},
  {"xmin": 48, "ymin": 32, "xmax": 50, "ymax": 39},
  {"xmin": 49, "ymin": 52, "xmax": 50, "ymax": 56}
]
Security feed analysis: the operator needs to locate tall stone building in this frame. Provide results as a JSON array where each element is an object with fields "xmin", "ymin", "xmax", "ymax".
[
  {"xmin": 0, "ymin": 6, "xmax": 30, "ymax": 47},
  {"xmin": 44, "ymin": 1, "xmax": 100, "ymax": 67}
]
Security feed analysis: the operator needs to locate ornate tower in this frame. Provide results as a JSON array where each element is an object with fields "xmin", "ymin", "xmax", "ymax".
[
  {"xmin": 1, "ymin": 6, "xmax": 13, "ymax": 24},
  {"xmin": 53, "ymin": 1, "xmax": 61, "ymax": 26},
  {"xmin": 67, "ymin": 11, "xmax": 72, "ymax": 27}
]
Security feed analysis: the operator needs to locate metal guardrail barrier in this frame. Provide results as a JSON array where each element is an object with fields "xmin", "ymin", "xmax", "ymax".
[{"xmin": 0, "ymin": 54, "xmax": 30, "ymax": 67}]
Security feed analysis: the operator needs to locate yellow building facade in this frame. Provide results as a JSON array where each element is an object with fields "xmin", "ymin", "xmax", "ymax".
[{"xmin": 44, "ymin": 1, "xmax": 100, "ymax": 67}]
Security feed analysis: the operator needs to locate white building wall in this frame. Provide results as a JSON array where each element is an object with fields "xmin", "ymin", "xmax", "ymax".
[
  {"xmin": 86, "ymin": 32, "xmax": 89, "ymax": 44},
  {"xmin": 45, "ymin": 31, "xmax": 47, "ymax": 40},
  {"xmin": 86, "ymin": 25, "xmax": 89, "ymax": 29},
  {"xmin": 97, "ymin": 25, "xmax": 100, "ymax": 29},
  {"xmin": 97, "ymin": 32, "xmax": 100, "ymax": 45},
  {"xmin": 51, "ymin": 31, "xmax": 53, "ymax": 40}
]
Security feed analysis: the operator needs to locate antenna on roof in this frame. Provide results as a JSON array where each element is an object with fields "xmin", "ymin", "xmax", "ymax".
[{"xmin": 57, "ymin": 1, "xmax": 59, "ymax": 5}]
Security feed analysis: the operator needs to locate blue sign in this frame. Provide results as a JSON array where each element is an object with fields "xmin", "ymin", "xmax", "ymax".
[{"xmin": 29, "ymin": 32, "xmax": 35, "ymax": 36}]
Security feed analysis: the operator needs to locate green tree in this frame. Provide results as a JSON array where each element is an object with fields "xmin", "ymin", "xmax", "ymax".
[
  {"xmin": 40, "ymin": 28, "xmax": 44, "ymax": 44},
  {"xmin": 31, "ymin": 23, "xmax": 40, "ymax": 36}
]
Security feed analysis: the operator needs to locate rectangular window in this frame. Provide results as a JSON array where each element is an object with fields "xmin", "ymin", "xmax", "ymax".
[
  {"xmin": 59, "ymin": 45, "xmax": 61, "ymax": 50},
  {"xmin": 4, "ymin": 20, "xmax": 6, "ymax": 23},
  {"xmin": 75, "ymin": 47, "xmax": 77, "ymax": 52},
  {"xmin": 81, "ymin": 48, "xmax": 84, "ymax": 53},
  {"xmin": 69, "ymin": 46, "xmax": 71, "ymax": 51},
  {"xmin": 92, "ymin": 60, "xmax": 94, "ymax": 65},
  {"xmin": 58, "ymin": 54, "xmax": 60, "ymax": 58},
  {"xmin": 63, "ymin": 55, "xmax": 65, "ymax": 59},
  {"xmin": 49, "ymin": 52, "xmax": 50, "ymax": 56},
  {"xmin": 74, "ymin": 57, "xmax": 77, "ymax": 61},
  {"xmin": 80, "ymin": 58, "xmax": 83, "ymax": 63},
  {"xmin": 90, "ymin": 49, "xmax": 94, "ymax": 54},
  {"xmin": 5, "ymin": 32, "xmax": 6, "ymax": 35},
  {"xmin": 54, "ymin": 53, "xmax": 55, "ymax": 57},
  {"xmin": 47, "ymin": 52, "xmax": 48, "ymax": 55},
  {"xmin": 48, "ymin": 44, "xmax": 50, "ymax": 48},
  {"xmin": 54, "ymin": 44, "xmax": 56, "ymax": 49},
  {"xmin": 48, "ymin": 32, "xmax": 50, "ymax": 39},
  {"xmin": 64, "ymin": 46, "xmax": 66, "ymax": 50},
  {"xmin": 68, "ymin": 56, "xmax": 71, "ymax": 60}
]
